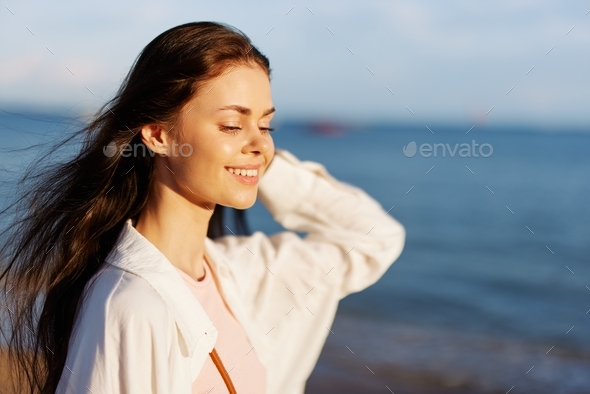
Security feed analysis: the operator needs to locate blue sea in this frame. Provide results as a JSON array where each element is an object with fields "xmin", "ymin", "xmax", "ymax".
[{"xmin": 1, "ymin": 113, "xmax": 589, "ymax": 393}]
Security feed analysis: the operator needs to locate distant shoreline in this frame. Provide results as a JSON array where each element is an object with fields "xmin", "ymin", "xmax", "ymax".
[{"xmin": 1, "ymin": 110, "xmax": 589, "ymax": 135}]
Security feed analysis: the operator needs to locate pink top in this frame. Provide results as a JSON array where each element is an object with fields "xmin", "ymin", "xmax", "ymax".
[{"xmin": 175, "ymin": 258, "xmax": 267, "ymax": 394}]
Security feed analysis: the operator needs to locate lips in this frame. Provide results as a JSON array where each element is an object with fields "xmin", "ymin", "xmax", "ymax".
[
  {"xmin": 224, "ymin": 163, "xmax": 263, "ymax": 170},
  {"xmin": 226, "ymin": 166, "xmax": 260, "ymax": 185},
  {"xmin": 224, "ymin": 162, "xmax": 264, "ymax": 186}
]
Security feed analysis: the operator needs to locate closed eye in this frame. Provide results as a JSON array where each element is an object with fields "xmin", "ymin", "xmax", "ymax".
[
  {"xmin": 219, "ymin": 125, "xmax": 275, "ymax": 134},
  {"xmin": 217, "ymin": 126, "xmax": 240, "ymax": 135}
]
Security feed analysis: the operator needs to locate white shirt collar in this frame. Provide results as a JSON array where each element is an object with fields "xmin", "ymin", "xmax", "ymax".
[{"xmin": 105, "ymin": 218, "xmax": 223, "ymax": 357}]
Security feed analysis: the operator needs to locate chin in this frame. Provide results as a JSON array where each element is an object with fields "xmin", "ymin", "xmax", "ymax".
[
  {"xmin": 232, "ymin": 201, "xmax": 256, "ymax": 210},
  {"xmin": 225, "ymin": 197, "xmax": 257, "ymax": 210}
]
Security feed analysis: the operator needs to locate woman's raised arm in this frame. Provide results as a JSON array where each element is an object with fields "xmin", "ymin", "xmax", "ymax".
[
  {"xmin": 215, "ymin": 148, "xmax": 405, "ymax": 303},
  {"xmin": 211, "ymin": 148, "xmax": 405, "ymax": 391}
]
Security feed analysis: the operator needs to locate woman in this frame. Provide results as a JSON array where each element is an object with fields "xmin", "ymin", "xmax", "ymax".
[{"xmin": 0, "ymin": 22, "xmax": 405, "ymax": 393}]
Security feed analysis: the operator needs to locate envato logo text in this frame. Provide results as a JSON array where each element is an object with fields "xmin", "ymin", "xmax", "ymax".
[
  {"xmin": 403, "ymin": 140, "xmax": 493, "ymax": 158},
  {"xmin": 103, "ymin": 141, "xmax": 194, "ymax": 158}
]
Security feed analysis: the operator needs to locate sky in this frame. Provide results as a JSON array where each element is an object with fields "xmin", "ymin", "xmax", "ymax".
[{"xmin": 1, "ymin": 0, "xmax": 589, "ymax": 128}]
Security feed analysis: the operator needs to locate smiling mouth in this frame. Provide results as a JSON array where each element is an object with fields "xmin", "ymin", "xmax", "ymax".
[
  {"xmin": 225, "ymin": 167, "xmax": 260, "ymax": 185},
  {"xmin": 225, "ymin": 167, "xmax": 259, "ymax": 177}
]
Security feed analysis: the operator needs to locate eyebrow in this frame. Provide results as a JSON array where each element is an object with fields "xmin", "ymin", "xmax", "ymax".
[{"xmin": 217, "ymin": 104, "xmax": 275, "ymax": 116}]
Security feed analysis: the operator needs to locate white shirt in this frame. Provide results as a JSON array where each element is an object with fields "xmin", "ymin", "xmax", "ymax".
[{"xmin": 55, "ymin": 148, "xmax": 406, "ymax": 394}]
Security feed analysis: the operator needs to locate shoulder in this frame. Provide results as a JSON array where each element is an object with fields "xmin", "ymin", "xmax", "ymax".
[{"xmin": 81, "ymin": 263, "xmax": 173, "ymax": 329}]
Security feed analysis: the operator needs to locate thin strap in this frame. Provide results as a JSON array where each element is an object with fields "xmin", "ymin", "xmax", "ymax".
[{"xmin": 209, "ymin": 347, "xmax": 237, "ymax": 393}]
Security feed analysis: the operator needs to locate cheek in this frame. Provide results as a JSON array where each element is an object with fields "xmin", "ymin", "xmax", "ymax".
[
  {"xmin": 181, "ymin": 138, "xmax": 234, "ymax": 177},
  {"xmin": 266, "ymin": 139, "xmax": 276, "ymax": 159}
]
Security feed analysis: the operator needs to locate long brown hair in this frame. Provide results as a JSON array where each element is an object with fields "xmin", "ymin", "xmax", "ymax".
[{"xmin": 0, "ymin": 21, "xmax": 270, "ymax": 394}]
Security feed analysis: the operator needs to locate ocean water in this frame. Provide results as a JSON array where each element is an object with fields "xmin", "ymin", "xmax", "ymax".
[{"xmin": 1, "ymin": 113, "xmax": 589, "ymax": 393}]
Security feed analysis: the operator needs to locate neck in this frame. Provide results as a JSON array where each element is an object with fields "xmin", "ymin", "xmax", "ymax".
[{"xmin": 133, "ymin": 182, "xmax": 214, "ymax": 282}]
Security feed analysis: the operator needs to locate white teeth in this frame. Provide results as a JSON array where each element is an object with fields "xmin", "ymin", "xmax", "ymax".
[{"xmin": 227, "ymin": 168, "xmax": 258, "ymax": 177}]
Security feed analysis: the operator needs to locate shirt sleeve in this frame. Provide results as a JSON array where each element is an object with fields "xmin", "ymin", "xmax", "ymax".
[
  {"xmin": 56, "ymin": 273, "xmax": 178, "ymax": 394},
  {"xmin": 210, "ymin": 148, "xmax": 405, "ymax": 390},
  {"xmin": 213, "ymin": 147, "xmax": 405, "ymax": 312}
]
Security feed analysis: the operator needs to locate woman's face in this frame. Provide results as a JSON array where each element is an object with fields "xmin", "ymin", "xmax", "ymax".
[{"xmin": 147, "ymin": 64, "xmax": 275, "ymax": 211}]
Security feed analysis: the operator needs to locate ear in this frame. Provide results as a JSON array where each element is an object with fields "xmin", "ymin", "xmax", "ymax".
[{"xmin": 139, "ymin": 124, "xmax": 170, "ymax": 154}]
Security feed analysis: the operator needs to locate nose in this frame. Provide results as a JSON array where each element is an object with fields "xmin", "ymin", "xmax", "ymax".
[{"xmin": 242, "ymin": 124, "xmax": 272, "ymax": 155}]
